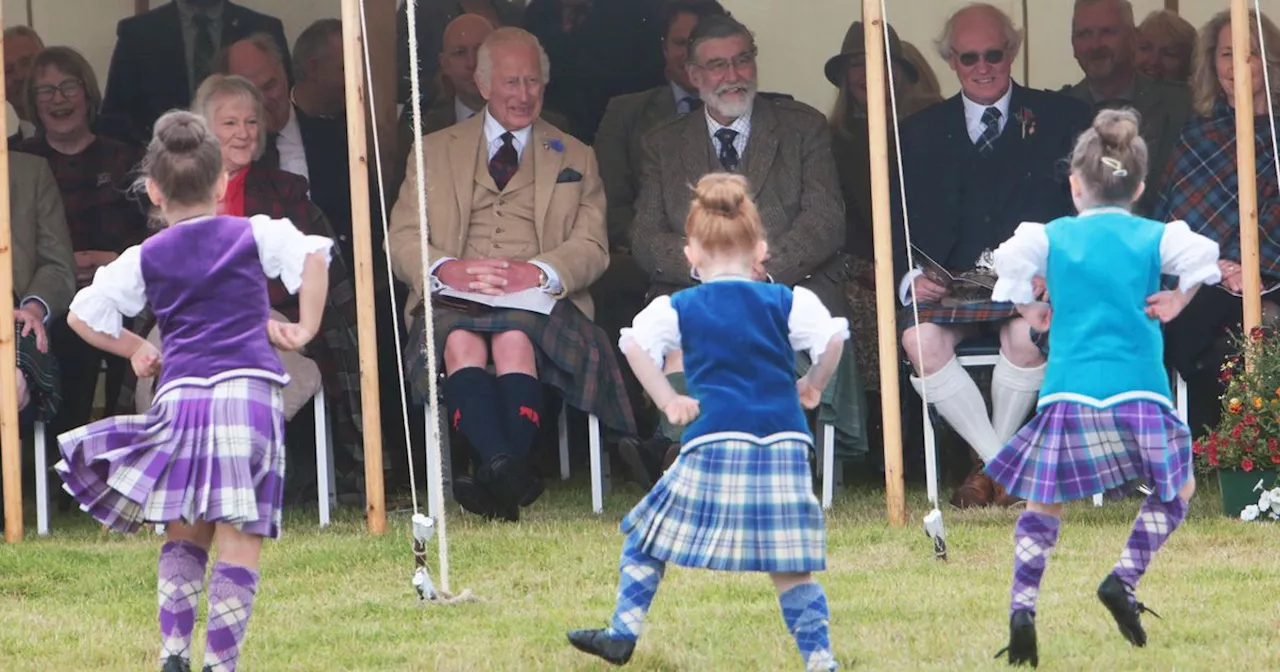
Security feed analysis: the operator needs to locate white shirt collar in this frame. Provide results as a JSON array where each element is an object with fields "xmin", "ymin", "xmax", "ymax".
[
  {"xmin": 961, "ymin": 83, "xmax": 1014, "ymax": 143},
  {"xmin": 275, "ymin": 106, "xmax": 309, "ymax": 181},
  {"xmin": 455, "ymin": 97, "xmax": 478, "ymax": 123},
  {"xmin": 483, "ymin": 107, "xmax": 532, "ymax": 160}
]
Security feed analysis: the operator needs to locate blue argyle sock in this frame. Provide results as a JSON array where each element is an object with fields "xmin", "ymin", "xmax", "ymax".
[
  {"xmin": 603, "ymin": 534, "xmax": 665, "ymax": 642},
  {"xmin": 779, "ymin": 582, "xmax": 837, "ymax": 671}
]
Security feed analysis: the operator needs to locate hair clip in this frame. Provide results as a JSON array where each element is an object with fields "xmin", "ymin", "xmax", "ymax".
[{"xmin": 1100, "ymin": 156, "xmax": 1127, "ymax": 177}]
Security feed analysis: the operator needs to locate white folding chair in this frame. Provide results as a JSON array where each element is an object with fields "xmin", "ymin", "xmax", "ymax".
[
  {"xmin": 1092, "ymin": 369, "xmax": 1187, "ymax": 507},
  {"xmin": 33, "ymin": 421, "xmax": 49, "ymax": 536},
  {"xmin": 314, "ymin": 389, "xmax": 337, "ymax": 527},
  {"xmin": 818, "ymin": 424, "xmax": 840, "ymax": 510}
]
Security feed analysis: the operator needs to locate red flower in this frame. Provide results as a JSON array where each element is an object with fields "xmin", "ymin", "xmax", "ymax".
[
  {"xmin": 1272, "ymin": 453, "xmax": 1280, "ymax": 464},
  {"xmin": 1245, "ymin": 414, "xmax": 1258, "ymax": 426},
  {"xmin": 1233, "ymin": 426, "xmax": 1243, "ymax": 439},
  {"xmin": 1220, "ymin": 370, "xmax": 1233, "ymax": 383},
  {"xmin": 1193, "ymin": 440, "xmax": 1206, "ymax": 455},
  {"xmin": 1209, "ymin": 452, "xmax": 1221, "ymax": 466},
  {"xmin": 1245, "ymin": 442, "xmax": 1255, "ymax": 453},
  {"xmin": 1269, "ymin": 438, "xmax": 1278, "ymax": 452},
  {"xmin": 1242, "ymin": 458, "xmax": 1256, "ymax": 472}
]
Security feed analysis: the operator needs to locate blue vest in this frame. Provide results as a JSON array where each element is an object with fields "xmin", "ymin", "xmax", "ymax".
[
  {"xmin": 1040, "ymin": 209, "xmax": 1172, "ymax": 408},
  {"xmin": 671, "ymin": 280, "xmax": 811, "ymax": 447}
]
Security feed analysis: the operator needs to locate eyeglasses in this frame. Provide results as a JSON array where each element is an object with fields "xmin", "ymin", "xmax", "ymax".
[
  {"xmin": 692, "ymin": 50, "xmax": 757, "ymax": 76},
  {"xmin": 33, "ymin": 79, "xmax": 85, "ymax": 102},
  {"xmin": 957, "ymin": 49, "xmax": 1006, "ymax": 67}
]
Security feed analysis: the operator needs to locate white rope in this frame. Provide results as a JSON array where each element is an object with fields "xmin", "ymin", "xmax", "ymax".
[
  {"xmin": 1254, "ymin": 4, "xmax": 1280, "ymax": 212},
  {"xmin": 402, "ymin": 0, "xmax": 452, "ymax": 595}
]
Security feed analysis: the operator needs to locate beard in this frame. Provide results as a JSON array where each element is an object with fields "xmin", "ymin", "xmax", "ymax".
[{"xmin": 704, "ymin": 80, "xmax": 758, "ymax": 119}]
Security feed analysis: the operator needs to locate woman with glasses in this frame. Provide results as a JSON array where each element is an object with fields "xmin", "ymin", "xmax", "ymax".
[{"xmin": 19, "ymin": 46, "xmax": 149, "ymax": 441}]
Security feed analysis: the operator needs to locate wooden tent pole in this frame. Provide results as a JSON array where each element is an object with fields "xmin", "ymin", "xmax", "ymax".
[
  {"xmin": 1231, "ymin": 0, "xmax": 1263, "ymax": 351},
  {"xmin": 0, "ymin": 2, "xmax": 24, "ymax": 543},
  {"xmin": 340, "ymin": 0, "xmax": 387, "ymax": 535},
  {"xmin": 1165, "ymin": 0, "xmax": 1179, "ymax": 13},
  {"xmin": 863, "ymin": 0, "xmax": 906, "ymax": 527}
]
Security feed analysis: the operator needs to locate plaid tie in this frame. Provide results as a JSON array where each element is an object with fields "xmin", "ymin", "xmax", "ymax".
[
  {"xmin": 977, "ymin": 106, "xmax": 1001, "ymax": 156},
  {"xmin": 715, "ymin": 128, "xmax": 740, "ymax": 172},
  {"xmin": 488, "ymin": 132, "xmax": 519, "ymax": 190},
  {"xmin": 192, "ymin": 14, "xmax": 216, "ymax": 89}
]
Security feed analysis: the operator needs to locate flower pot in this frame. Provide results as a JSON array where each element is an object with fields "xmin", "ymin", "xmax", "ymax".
[{"xmin": 1218, "ymin": 468, "xmax": 1279, "ymax": 518}]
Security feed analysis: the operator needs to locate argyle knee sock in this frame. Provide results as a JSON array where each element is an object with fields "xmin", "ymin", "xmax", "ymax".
[
  {"xmin": 496, "ymin": 373, "xmax": 543, "ymax": 460},
  {"xmin": 445, "ymin": 367, "xmax": 507, "ymax": 464},
  {"xmin": 604, "ymin": 534, "xmax": 666, "ymax": 642},
  {"xmin": 202, "ymin": 562, "xmax": 260, "ymax": 672},
  {"xmin": 158, "ymin": 541, "xmax": 209, "ymax": 663},
  {"xmin": 1112, "ymin": 495, "xmax": 1189, "ymax": 590},
  {"xmin": 778, "ymin": 582, "xmax": 837, "ymax": 671},
  {"xmin": 656, "ymin": 372, "xmax": 688, "ymax": 442},
  {"xmin": 1010, "ymin": 510, "xmax": 1061, "ymax": 615},
  {"xmin": 991, "ymin": 355, "xmax": 1046, "ymax": 443}
]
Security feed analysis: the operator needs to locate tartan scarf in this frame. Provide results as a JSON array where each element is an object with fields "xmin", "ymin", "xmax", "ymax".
[{"xmin": 1152, "ymin": 97, "xmax": 1280, "ymax": 279}]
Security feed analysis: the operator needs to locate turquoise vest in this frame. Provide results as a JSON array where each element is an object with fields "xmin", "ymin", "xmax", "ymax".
[{"xmin": 1039, "ymin": 209, "xmax": 1172, "ymax": 408}]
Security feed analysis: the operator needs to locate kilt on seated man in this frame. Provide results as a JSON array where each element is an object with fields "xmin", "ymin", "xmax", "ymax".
[
  {"xmin": 387, "ymin": 26, "xmax": 635, "ymax": 522},
  {"xmin": 894, "ymin": 3, "xmax": 1090, "ymax": 507}
]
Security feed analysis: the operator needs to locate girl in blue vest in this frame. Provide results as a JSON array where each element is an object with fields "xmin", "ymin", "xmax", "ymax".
[
  {"xmin": 566, "ymin": 173, "xmax": 849, "ymax": 670},
  {"xmin": 54, "ymin": 111, "xmax": 332, "ymax": 672},
  {"xmin": 984, "ymin": 108, "xmax": 1221, "ymax": 667}
]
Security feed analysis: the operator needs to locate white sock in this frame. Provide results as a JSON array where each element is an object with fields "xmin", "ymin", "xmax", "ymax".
[
  {"xmin": 991, "ymin": 355, "xmax": 1046, "ymax": 443},
  {"xmin": 911, "ymin": 357, "xmax": 1003, "ymax": 462}
]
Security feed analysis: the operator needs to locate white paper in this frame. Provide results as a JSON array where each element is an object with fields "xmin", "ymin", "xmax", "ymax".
[{"xmin": 436, "ymin": 287, "xmax": 557, "ymax": 315}]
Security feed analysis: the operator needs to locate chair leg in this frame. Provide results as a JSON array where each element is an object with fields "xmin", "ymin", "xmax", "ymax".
[
  {"xmin": 1093, "ymin": 493, "xmax": 1104, "ymax": 507},
  {"xmin": 922, "ymin": 398, "xmax": 941, "ymax": 510},
  {"xmin": 1175, "ymin": 371, "xmax": 1189, "ymax": 424},
  {"xmin": 589, "ymin": 413, "xmax": 605, "ymax": 513},
  {"xmin": 821, "ymin": 424, "xmax": 836, "ymax": 510},
  {"xmin": 314, "ymin": 390, "xmax": 331, "ymax": 528},
  {"xmin": 34, "ymin": 421, "xmax": 48, "ymax": 536},
  {"xmin": 559, "ymin": 404, "xmax": 571, "ymax": 481}
]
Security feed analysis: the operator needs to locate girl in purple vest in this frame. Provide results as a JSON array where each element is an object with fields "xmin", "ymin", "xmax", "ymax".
[
  {"xmin": 55, "ymin": 110, "xmax": 332, "ymax": 672},
  {"xmin": 567, "ymin": 173, "xmax": 849, "ymax": 671}
]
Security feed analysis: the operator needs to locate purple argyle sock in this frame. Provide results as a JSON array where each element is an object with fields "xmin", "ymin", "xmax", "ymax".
[
  {"xmin": 202, "ymin": 562, "xmax": 259, "ymax": 671},
  {"xmin": 1010, "ymin": 510, "xmax": 1060, "ymax": 615},
  {"xmin": 1112, "ymin": 495, "xmax": 1188, "ymax": 590},
  {"xmin": 158, "ymin": 541, "xmax": 209, "ymax": 662}
]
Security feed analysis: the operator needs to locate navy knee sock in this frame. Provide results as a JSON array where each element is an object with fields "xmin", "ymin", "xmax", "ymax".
[
  {"xmin": 496, "ymin": 373, "xmax": 543, "ymax": 461},
  {"xmin": 445, "ymin": 367, "xmax": 507, "ymax": 464}
]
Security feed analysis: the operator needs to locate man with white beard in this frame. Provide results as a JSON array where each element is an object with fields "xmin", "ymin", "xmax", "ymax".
[{"xmin": 624, "ymin": 13, "xmax": 851, "ymax": 482}]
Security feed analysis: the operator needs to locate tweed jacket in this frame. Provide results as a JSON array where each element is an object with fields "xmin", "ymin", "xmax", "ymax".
[
  {"xmin": 387, "ymin": 111, "xmax": 609, "ymax": 319},
  {"xmin": 1063, "ymin": 73, "xmax": 1191, "ymax": 214},
  {"xmin": 595, "ymin": 85, "xmax": 680, "ymax": 248},
  {"xmin": 11, "ymin": 152, "xmax": 75, "ymax": 318},
  {"xmin": 630, "ymin": 96, "xmax": 845, "ymax": 289}
]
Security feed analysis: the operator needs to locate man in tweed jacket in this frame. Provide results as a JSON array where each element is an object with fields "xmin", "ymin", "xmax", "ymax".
[{"xmin": 625, "ymin": 14, "xmax": 847, "ymax": 478}]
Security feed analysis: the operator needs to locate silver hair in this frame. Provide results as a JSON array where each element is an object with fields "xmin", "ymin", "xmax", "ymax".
[
  {"xmin": 475, "ymin": 27, "xmax": 552, "ymax": 87},
  {"xmin": 292, "ymin": 19, "xmax": 343, "ymax": 81},
  {"xmin": 191, "ymin": 74, "xmax": 267, "ymax": 161},
  {"xmin": 935, "ymin": 2, "xmax": 1023, "ymax": 61}
]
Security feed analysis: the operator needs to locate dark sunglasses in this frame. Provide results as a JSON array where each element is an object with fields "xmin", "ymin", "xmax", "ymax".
[{"xmin": 957, "ymin": 49, "xmax": 1006, "ymax": 66}]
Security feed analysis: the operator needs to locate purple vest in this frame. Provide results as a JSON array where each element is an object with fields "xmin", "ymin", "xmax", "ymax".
[{"xmin": 141, "ymin": 216, "xmax": 284, "ymax": 389}]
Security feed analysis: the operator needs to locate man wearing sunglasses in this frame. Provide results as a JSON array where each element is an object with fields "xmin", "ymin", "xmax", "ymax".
[
  {"xmin": 1061, "ymin": 0, "xmax": 1189, "ymax": 215},
  {"xmin": 893, "ymin": 3, "xmax": 1091, "ymax": 509}
]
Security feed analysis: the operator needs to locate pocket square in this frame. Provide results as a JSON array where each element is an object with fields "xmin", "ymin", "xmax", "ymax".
[{"xmin": 556, "ymin": 168, "xmax": 583, "ymax": 183}]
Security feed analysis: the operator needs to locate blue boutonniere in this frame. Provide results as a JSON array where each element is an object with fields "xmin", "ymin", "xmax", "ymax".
[{"xmin": 544, "ymin": 138, "xmax": 564, "ymax": 153}]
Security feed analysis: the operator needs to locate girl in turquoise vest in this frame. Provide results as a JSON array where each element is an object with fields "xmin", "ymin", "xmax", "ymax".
[
  {"xmin": 985, "ymin": 108, "xmax": 1221, "ymax": 667},
  {"xmin": 566, "ymin": 173, "xmax": 849, "ymax": 670}
]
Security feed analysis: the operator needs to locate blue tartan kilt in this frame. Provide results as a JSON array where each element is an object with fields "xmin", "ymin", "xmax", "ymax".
[{"xmin": 620, "ymin": 435, "xmax": 826, "ymax": 573}]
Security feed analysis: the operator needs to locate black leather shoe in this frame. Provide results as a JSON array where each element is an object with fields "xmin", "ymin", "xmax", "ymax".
[
  {"xmin": 994, "ymin": 610, "xmax": 1038, "ymax": 667},
  {"xmin": 567, "ymin": 628, "xmax": 635, "ymax": 666},
  {"xmin": 1097, "ymin": 574, "xmax": 1159, "ymax": 647},
  {"xmin": 160, "ymin": 656, "xmax": 191, "ymax": 672},
  {"xmin": 616, "ymin": 437, "xmax": 667, "ymax": 488},
  {"xmin": 483, "ymin": 454, "xmax": 540, "ymax": 513},
  {"xmin": 453, "ymin": 475, "xmax": 516, "ymax": 522}
]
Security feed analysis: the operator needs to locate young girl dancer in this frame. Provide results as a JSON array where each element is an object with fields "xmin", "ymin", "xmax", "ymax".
[
  {"xmin": 55, "ymin": 110, "xmax": 332, "ymax": 672},
  {"xmin": 985, "ymin": 108, "xmax": 1220, "ymax": 667},
  {"xmin": 567, "ymin": 174, "xmax": 849, "ymax": 670}
]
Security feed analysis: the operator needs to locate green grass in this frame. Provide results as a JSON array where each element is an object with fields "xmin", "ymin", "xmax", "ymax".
[{"xmin": 0, "ymin": 478, "xmax": 1276, "ymax": 671}]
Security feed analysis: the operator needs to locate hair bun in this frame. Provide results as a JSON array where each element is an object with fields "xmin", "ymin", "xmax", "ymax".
[
  {"xmin": 1092, "ymin": 108, "xmax": 1140, "ymax": 149},
  {"xmin": 153, "ymin": 110, "xmax": 209, "ymax": 154},
  {"xmin": 693, "ymin": 173, "xmax": 749, "ymax": 217}
]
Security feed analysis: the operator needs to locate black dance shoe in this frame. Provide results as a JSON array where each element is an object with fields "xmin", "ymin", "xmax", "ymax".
[
  {"xmin": 453, "ymin": 475, "xmax": 517, "ymax": 522},
  {"xmin": 160, "ymin": 656, "xmax": 191, "ymax": 672},
  {"xmin": 994, "ymin": 610, "xmax": 1038, "ymax": 667},
  {"xmin": 1097, "ymin": 574, "xmax": 1160, "ymax": 647},
  {"xmin": 567, "ymin": 628, "xmax": 636, "ymax": 666}
]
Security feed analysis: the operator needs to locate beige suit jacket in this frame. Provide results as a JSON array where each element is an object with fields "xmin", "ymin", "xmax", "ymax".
[
  {"xmin": 387, "ymin": 112, "xmax": 609, "ymax": 319},
  {"xmin": 11, "ymin": 152, "xmax": 75, "ymax": 318}
]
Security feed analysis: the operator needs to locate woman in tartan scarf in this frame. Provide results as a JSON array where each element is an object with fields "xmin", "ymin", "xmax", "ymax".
[{"xmin": 1155, "ymin": 9, "xmax": 1280, "ymax": 436}]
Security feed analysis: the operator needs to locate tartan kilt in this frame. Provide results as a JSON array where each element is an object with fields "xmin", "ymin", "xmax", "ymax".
[
  {"xmin": 16, "ymin": 323, "xmax": 60, "ymax": 421},
  {"xmin": 985, "ymin": 400, "xmax": 1192, "ymax": 505},
  {"xmin": 897, "ymin": 300, "xmax": 1020, "ymax": 334},
  {"xmin": 55, "ymin": 376, "xmax": 287, "ymax": 539},
  {"xmin": 620, "ymin": 436, "xmax": 826, "ymax": 572},
  {"xmin": 405, "ymin": 302, "xmax": 637, "ymax": 435}
]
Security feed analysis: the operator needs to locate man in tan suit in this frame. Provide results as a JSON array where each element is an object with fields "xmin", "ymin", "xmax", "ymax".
[
  {"xmin": 10, "ymin": 152, "xmax": 75, "ymax": 416},
  {"xmin": 388, "ymin": 27, "xmax": 621, "ymax": 523}
]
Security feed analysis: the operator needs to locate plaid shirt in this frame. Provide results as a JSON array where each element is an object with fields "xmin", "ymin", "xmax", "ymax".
[
  {"xmin": 18, "ymin": 136, "xmax": 149, "ymax": 253},
  {"xmin": 1151, "ymin": 98, "xmax": 1280, "ymax": 279}
]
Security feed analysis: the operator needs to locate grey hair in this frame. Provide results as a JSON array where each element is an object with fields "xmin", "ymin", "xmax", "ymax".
[
  {"xmin": 1073, "ymin": 0, "xmax": 1135, "ymax": 29},
  {"xmin": 686, "ymin": 14, "xmax": 757, "ymax": 65},
  {"xmin": 475, "ymin": 27, "xmax": 552, "ymax": 86},
  {"xmin": 935, "ymin": 3, "xmax": 1023, "ymax": 61},
  {"xmin": 191, "ymin": 74, "xmax": 267, "ymax": 161},
  {"xmin": 212, "ymin": 32, "xmax": 285, "ymax": 76},
  {"xmin": 3, "ymin": 25, "xmax": 43, "ymax": 48},
  {"xmin": 292, "ymin": 19, "xmax": 343, "ymax": 81}
]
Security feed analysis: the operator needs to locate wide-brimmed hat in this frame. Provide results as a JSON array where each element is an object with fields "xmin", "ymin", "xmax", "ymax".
[{"xmin": 824, "ymin": 21, "xmax": 918, "ymax": 88}]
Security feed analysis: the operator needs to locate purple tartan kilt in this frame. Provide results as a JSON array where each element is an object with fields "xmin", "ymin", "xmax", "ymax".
[
  {"xmin": 621, "ymin": 436, "xmax": 826, "ymax": 573},
  {"xmin": 55, "ymin": 376, "xmax": 287, "ymax": 539},
  {"xmin": 404, "ymin": 302, "xmax": 637, "ymax": 435},
  {"xmin": 985, "ymin": 400, "xmax": 1193, "ymax": 504}
]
